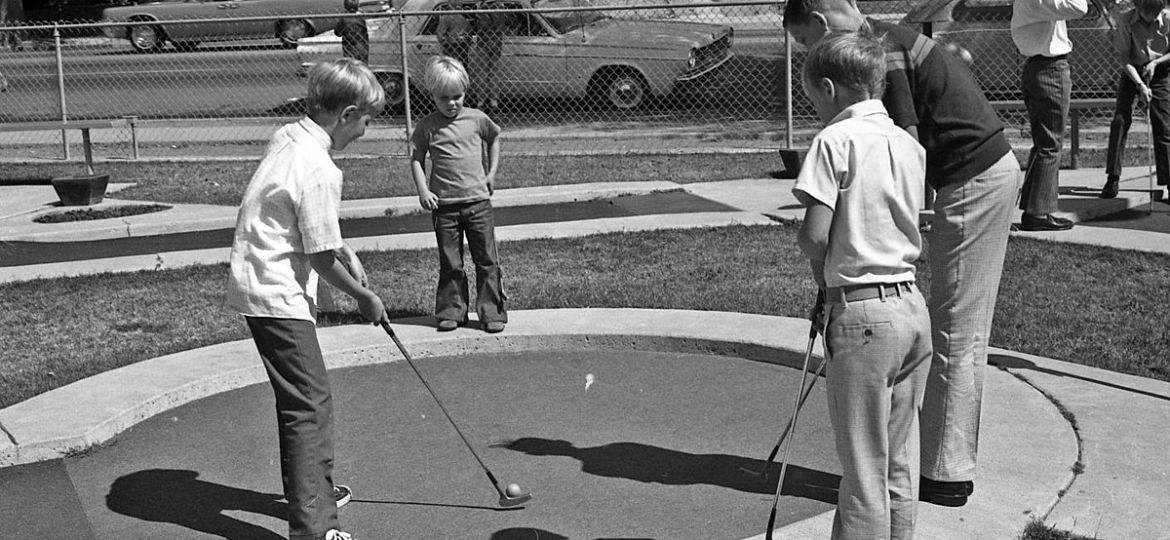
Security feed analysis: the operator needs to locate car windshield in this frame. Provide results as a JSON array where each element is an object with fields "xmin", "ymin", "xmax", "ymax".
[{"xmin": 532, "ymin": 0, "xmax": 606, "ymax": 33}]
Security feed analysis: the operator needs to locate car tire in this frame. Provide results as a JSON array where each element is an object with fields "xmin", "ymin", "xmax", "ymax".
[
  {"xmin": 596, "ymin": 69, "xmax": 649, "ymax": 110},
  {"xmin": 378, "ymin": 72, "xmax": 407, "ymax": 114},
  {"xmin": 129, "ymin": 23, "xmax": 165, "ymax": 53},
  {"xmin": 278, "ymin": 19, "xmax": 312, "ymax": 48}
]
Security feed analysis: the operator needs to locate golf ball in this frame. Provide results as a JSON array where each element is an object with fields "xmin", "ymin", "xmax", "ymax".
[{"xmin": 505, "ymin": 483, "xmax": 523, "ymax": 497}]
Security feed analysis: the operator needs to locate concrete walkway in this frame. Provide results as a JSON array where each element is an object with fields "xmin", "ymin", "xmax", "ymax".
[{"xmin": 1, "ymin": 165, "xmax": 1168, "ymax": 539}]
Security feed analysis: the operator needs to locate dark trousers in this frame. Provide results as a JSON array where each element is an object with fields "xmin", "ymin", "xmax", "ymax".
[
  {"xmin": 1020, "ymin": 55, "xmax": 1071, "ymax": 215},
  {"xmin": 1106, "ymin": 65, "xmax": 1170, "ymax": 186},
  {"xmin": 246, "ymin": 316, "xmax": 339, "ymax": 540},
  {"xmin": 433, "ymin": 199, "xmax": 507, "ymax": 324}
]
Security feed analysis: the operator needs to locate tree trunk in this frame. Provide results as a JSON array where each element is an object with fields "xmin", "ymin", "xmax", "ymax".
[{"xmin": 0, "ymin": 0, "xmax": 25, "ymax": 50}]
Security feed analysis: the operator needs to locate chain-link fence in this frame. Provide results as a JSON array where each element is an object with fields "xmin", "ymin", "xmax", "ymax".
[{"xmin": 0, "ymin": 0, "xmax": 1144, "ymax": 164}]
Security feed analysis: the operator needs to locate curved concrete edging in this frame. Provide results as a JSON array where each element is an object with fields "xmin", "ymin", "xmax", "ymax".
[
  {"xmin": 0, "ymin": 309, "xmax": 813, "ymax": 468},
  {"xmin": 0, "ymin": 308, "xmax": 1078, "ymax": 540}
]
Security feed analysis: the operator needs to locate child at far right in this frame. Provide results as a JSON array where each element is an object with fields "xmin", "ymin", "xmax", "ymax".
[
  {"xmin": 791, "ymin": 32, "xmax": 932, "ymax": 540},
  {"xmin": 1102, "ymin": 0, "xmax": 1170, "ymax": 199}
]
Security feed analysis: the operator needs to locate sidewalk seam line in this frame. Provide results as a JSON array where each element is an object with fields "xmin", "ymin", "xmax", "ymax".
[
  {"xmin": 0, "ymin": 421, "xmax": 16, "ymax": 447},
  {"xmin": 998, "ymin": 366, "xmax": 1085, "ymax": 523}
]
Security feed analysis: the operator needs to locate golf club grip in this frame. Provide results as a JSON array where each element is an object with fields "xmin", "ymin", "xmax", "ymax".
[{"xmin": 808, "ymin": 289, "xmax": 825, "ymax": 338}]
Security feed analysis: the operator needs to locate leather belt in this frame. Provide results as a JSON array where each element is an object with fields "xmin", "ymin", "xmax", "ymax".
[{"xmin": 826, "ymin": 281, "xmax": 913, "ymax": 303}]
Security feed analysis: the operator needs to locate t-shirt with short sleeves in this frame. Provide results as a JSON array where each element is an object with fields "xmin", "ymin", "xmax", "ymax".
[
  {"xmin": 869, "ymin": 19, "xmax": 1013, "ymax": 190},
  {"xmin": 227, "ymin": 117, "xmax": 344, "ymax": 322},
  {"xmin": 1114, "ymin": 8, "xmax": 1170, "ymax": 66},
  {"xmin": 792, "ymin": 100, "xmax": 925, "ymax": 289},
  {"xmin": 411, "ymin": 107, "xmax": 501, "ymax": 205}
]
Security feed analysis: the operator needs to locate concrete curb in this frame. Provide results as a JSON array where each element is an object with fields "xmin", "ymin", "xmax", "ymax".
[
  {"xmin": 0, "ymin": 309, "xmax": 814, "ymax": 467},
  {"xmin": 0, "ymin": 308, "xmax": 1081, "ymax": 540}
]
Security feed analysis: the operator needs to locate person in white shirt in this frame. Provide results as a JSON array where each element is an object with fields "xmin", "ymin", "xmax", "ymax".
[
  {"xmin": 1011, "ymin": 0, "xmax": 1089, "ymax": 231},
  {"xmin": 226, "ymin": 58, "xmax": 387, "ymax": 540},
  {"xmin": 793, "ymin": 32, "xmax": 932, "ymax": 540}
]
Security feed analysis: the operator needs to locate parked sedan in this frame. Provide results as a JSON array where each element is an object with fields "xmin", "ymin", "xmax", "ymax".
[
  {"xmin": 101, "ymin": 0, "xmax": 363, "ymax": 52},
  {"xmin": 902, "ymin": 0, "xmax": 1118, "ymax": 99},
  {"xmin": 297, "ymin": 0, "xmax": 733, "ymax": 111}
]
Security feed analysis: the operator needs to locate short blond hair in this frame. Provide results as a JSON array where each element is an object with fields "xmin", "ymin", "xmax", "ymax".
[
  {"xmin": 306, "ymin": 58, "xmax": 385, "ymax": 115},
  {"xmin": 803, "ymin": 31, "xmax": 886, "ymax": 99},
  {"xmin": 422, "ymin": 55, "xmax": 470, "ymax": 95}
]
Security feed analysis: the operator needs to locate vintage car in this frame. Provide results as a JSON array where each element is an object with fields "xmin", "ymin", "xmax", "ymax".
[
  {"xmin": 101, "ymin": 0, "xmax": 389, "ymax": 52},
  {"xmin": 902, "ymin": 0, "xmax": 1118, "ymax": 99},
  {"xmin": 296, "ymin": 0, "xmax": 733, "ymax": 110}
]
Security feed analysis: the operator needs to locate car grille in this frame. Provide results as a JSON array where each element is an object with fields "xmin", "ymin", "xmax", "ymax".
[{"xmin": 689, "ymin": 31, "xmax": 732, "ymax": 74}]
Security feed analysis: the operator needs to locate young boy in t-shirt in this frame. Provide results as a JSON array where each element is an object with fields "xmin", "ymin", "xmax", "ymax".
[
  {"xmin": 410, "ymin": 55, "xmax": 507, "ymax": 333},
  {"xmin": 792, "ymin": 32, "xmax": 932, "ymax": 540}
]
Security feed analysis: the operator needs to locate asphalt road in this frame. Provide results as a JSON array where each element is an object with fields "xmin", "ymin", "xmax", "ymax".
[{"xmin": 0, "ymin": 33, "xmax": 787, "ymax": 123}]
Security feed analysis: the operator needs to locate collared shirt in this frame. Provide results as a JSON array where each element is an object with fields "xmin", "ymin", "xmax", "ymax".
[
  {"xmin": 1114, "ymin": 8, "xmax": 1170, "ymax": 65},
  {"xmin": 1011, "ymin": 0, "xmax": 1089, "ymax": 57},
  {"xmin": 792, "ymin": 100, "xmax": 925, "ymax": 289},
  {"xmin": 227, "ymin": 117, "xmax": 344, "ymax": 322}
]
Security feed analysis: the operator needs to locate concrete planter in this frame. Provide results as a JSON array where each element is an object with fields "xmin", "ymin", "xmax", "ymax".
[
  {"xmin": 51, "ymin": 174, "xmax": 109, "ymax": 206},
  {"xmin": 778, "ymin": 148, "xmax": 807, "ymax": 179}
]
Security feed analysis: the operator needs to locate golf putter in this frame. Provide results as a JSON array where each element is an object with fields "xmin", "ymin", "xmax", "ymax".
[
  {"xmin": 379, "ymin": 314, "xmax": 532, "ymax": 507},
  {"xmin": 1148, "ymin": 88, "xmax": 1156, "ymax": 215},
  {"xmin": 743, "ymin": 290, "xmax": 826, "ymax": 480}
]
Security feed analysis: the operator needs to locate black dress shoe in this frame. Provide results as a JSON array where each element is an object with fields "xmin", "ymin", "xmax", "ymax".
[
  {"xmin": 1020, "ymin": 213, "xmax": 1074, "ymax": 231},
  {"xmin": 919, "ymin": 477, "xmax": 973, "ymax": 507},
  {"xmin": 1100, "ymin": 176, "xmax": 1119, "ymax": 199}
]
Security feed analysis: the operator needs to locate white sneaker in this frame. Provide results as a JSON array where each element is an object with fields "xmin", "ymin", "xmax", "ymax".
[
  {"xmin": 333, "ymin": 484, "xmax": 352, "ymax": 508},
  {"xmin": 324, "ymin": 529, "xmax": 353, "ymax": 540}
]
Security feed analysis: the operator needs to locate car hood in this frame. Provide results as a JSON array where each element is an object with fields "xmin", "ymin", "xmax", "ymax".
[{"xmin": 580, "ymin": 18, "xmax": 728, "ymax": 49}]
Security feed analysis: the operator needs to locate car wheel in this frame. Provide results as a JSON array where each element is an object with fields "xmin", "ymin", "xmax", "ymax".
[
  {"xmin": 599, "ymin": 69, "xmax": 648, "ymax": 110},
  {"xmin": 278, "ymin": 19, "xmax": 312, "ymax": 48},
  {"xmin": 129, "ymin": 23, "xmax": 164, "ymax": 53}
]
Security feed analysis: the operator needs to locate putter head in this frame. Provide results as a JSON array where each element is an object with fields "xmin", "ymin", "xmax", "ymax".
[{"xmin": 498, "ymin": 492, "xmax": 532, "ymax": 507}]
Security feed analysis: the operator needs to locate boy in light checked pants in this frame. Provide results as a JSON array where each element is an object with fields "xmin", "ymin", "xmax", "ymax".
[
  {"xmin": 792, "ymin": 33, "xmax": 932, "ymax": 540},
  {"xmin": 227, "ymin": 58, "xmax": 389, "ymax": 540}
]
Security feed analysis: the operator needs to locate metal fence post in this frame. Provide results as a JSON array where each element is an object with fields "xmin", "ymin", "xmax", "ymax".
[
  {"xmin": 123, "ymin": 115, "xmax": 140, "ymax": 160},
  {"xmin": 784, "ymin": 30, "xmax": 793, "ymax": 149},
  {"xmin": 54, "ymin": 24, "xmax": 70, "ymax": 160},
  {"xmin": 398, "ymin": 11, "xmax": 413, "ymax": 157}
]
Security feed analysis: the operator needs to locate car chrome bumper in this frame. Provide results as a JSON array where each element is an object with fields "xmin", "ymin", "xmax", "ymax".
[{"xmin": 676, "ymin": 52, "xmax": 733, "ymax": 82}]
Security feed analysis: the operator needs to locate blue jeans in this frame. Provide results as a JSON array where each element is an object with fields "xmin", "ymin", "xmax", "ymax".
[
  {"xmin": 245, "ymin": 316, "xmax": 340, "ymax": 540},
  {"xmin": 1106, "ymin": 65, "xmax": 1170, "ymax": 186},
  {"xmin": 920, "ymin": 152, "xmax": 1020, "ymax": 483},
  {"xmin": 432, "ymin": 199, "xmax": 507, "ymax": 324},
  {"xmin": 825, "ymin": 284, "xmax": 932, "ymax": 540},
  {"xmin": 1020, "ymin": 55, "xmax": 1070, "ymax": 215}
]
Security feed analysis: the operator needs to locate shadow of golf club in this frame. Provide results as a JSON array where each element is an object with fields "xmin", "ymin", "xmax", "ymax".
[
  {"xmin": 494, "ymin": 437, "xmax": 840, "ymax": 504},
  {"xmin": 990, "ymin": 353, "xmax": 1170, "ymax": 402},
  {"xmin": 351, "ymin": 498, "xmax": 524, "ymax": 512},
  {"xmin": 106, "ymin": 469, "xmax": 286, "ymax": 540}
]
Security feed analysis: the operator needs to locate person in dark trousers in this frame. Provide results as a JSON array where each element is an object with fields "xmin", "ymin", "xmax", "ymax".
[
  {"xmin": 226, "ymin": 58, "xmax": 388, "ymax": 540},
  {"xmin": 1102, "ymin": 0, "xmax": 1170, "ymax": 199},
  {"xmin": 334, "ymin": 0, "xmax": 369, "ymax": 63},
  {"xmin": 1011, "ymin": 0, "xmax": 1089, "ymax": 231}
]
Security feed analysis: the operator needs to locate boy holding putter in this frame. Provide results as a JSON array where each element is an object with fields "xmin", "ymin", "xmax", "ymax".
[
  {"xmin": 792, "ymin": 32, "xmax": 932, "ymax": 540},
  {"xmin": 411, "ymin": 55, "xmax": 507, "ymax": 333},
  {"xmin": 227, "ymin": 58, "xmax": 388, "ymax": 540}
]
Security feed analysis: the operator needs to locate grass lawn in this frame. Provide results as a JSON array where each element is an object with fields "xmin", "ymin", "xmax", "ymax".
[{"xmin": 2, "ymin": 224, "xmax": 1167, "ymax": 410}]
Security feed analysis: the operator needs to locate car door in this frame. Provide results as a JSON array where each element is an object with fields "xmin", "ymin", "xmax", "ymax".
[
  {"xmin": 218, "ymin": 0, "xmax": 280, "ymax": 39},
  {"xmin": 499, "ymin": 8, "xmax": 568, "ymax": 98}
]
